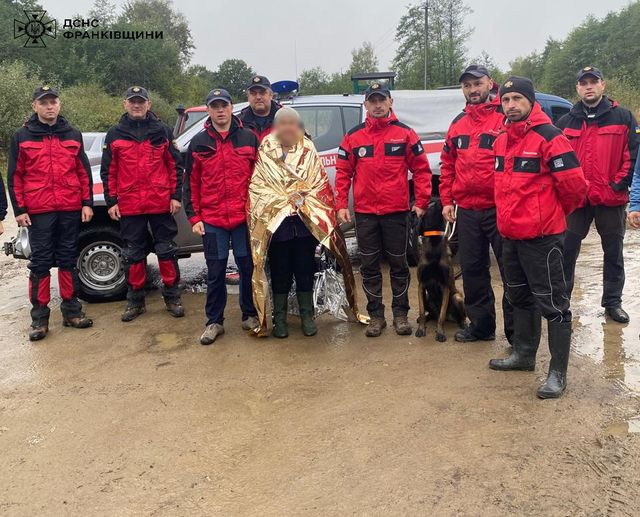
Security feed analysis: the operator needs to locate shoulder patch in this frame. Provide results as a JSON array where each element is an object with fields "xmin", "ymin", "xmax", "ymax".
[
  {"xmin": 532, "ymin": 124, "xmax": 562, "ymax": 142},
  {"xmin": 347, "ymin": 122, "xmax": 366, "ymax": 136}
]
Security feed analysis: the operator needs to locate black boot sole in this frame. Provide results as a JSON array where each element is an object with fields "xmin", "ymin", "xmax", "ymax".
[{"xmin": 488, "ymin": 361, "xmax": 535, "ymax": 372}]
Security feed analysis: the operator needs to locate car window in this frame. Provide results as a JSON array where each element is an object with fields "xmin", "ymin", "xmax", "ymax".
[
  {"xmin": 82, "ymin": 134, "xmax": 97, "ymax": 151},
  {"xmin": 551, "ymin": 105, "xmax": 571, "ymax": 124},
  {"xmin": 343, "ymin": 106, "xmax": 362, "ymax": 133},
  {"xmin": 296, "ymin": 106, "xmax": 344, "ymax": 152},
  {"xmin": 182, "ymin": 111, "xmax": 208, "ymax": 134}
]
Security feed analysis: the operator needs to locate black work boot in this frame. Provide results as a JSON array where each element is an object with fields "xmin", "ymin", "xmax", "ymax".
[
  {"xmin": 366, "ymin": 317, "xmax": 387, "ymax": 338},
  {"xmin": 455, "ymin": 324, "xmax": 495, "ymax": 342},
  {"xmin": 605, "ymin": 306, "xmax": 629, "ymax": 324},
  {"xmin": 297, "ymin": 291, "xmax": 317, "ymax": 337},
  {"xmin": 63, "ymin": 314, "xmax": 93, "ymax": 328},
  {"xmin": 165, "ymin": 298, "xmax": 185, "ymax": 318},
  {"xmin": 537, "ymin": 320, "xmax": 572, "ymax": 399},
  {"xmin": 29, "ymin": 323, "xmax": 49, "ymax": 341},
  {"xmin": 489, "ymin": 308, "xmax": 542, "ymax": 371},
  {"xmin": 121, "ymin": 304, "xmax": 146, "ymax": 322},
  {"xmin": 272, "ymin": 293, "xmax": 289, "ymax": 339}
]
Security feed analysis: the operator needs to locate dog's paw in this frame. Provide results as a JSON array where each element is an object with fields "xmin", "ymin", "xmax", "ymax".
[
  {"xmin": 435, "ymin": 331, "xmax": 447, "ymax": 342},
  {"xmin": 415, "ymin": 327, "xmax": 426, "ymax": 338}
]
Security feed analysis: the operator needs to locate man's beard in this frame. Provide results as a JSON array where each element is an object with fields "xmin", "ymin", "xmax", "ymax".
[{"xmin": 466, "ymin": 91, "xmax": 490, "ymax": 104}]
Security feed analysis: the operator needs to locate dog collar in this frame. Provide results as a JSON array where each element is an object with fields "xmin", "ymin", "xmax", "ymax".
[{"xmin": 422, "ymin": 230, "xmax": 445, "ymax": 237}]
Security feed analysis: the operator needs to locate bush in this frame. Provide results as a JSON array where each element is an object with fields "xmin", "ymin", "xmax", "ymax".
[
  {"xmin": 0, "ymin": 61, "xmax": 45, "ymax": 151},
  {"xmin": 60, "ymin": 83, "xmax": 125, "ymax": 132}
]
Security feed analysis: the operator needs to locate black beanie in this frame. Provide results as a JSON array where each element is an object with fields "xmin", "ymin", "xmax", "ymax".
[{"xmin": 499, "ymin": 76, "xmax": 536, "ymax": 106}]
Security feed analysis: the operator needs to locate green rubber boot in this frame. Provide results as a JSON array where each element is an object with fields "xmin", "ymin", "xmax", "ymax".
[
  {"xmin": 272, "ymin": 293, "xmax": 289, "ymax": 339},
  {"xmin": 297, "ymin": 291, "xmax": 317, "ymax": 337}
]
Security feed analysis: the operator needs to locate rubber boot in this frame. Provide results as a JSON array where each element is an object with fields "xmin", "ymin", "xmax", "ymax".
[
  {"xmin": 297, "ymin": 291, "xmax": 317, "ymax": 337},
  {"xmin": 272, "ymin": 293, "xmax": 289, "ymax": 339},
  {"xmin": 537, "ymin": 320, "xmax": 572, "ymax": 399},
  {"xmin": 489, "ymin": 308, "xmax": 542, "ymax": 371}
]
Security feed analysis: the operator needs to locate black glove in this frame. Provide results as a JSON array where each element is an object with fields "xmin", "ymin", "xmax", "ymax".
[{"xmin": 610, "ymin": 180, "xmax": 629, "ymax": 192}]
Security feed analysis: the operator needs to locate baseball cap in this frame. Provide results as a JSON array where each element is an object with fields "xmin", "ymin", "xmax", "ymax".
[
  {"xmin": 205, "ymin": 88, "xmax": 232, "ymax": 105},
  {"xmin": 247, "ymin": 75, "xmax": 272, "ymax": 91},
  {"xmin": 459, "ymin": 64, "xmax": 490, "ymax": 83},
  {"xmin": 364, "ymin": 82, "xmax": 391, "ymax": 100},
  {"xmin": 124, "ymin": 86, "xmax": 150, "ymax": 101},
  {"xmin": 576, "ymin": 66, "xmax": 604, "ymax": 82},
  {"xmin": 32, "ymin": 85, "xmax": 59, "ymax": 101}
]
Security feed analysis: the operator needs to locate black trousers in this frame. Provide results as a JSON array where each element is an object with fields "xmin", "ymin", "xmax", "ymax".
[
  {"xmin": 457, "ymin": 207, "xmax": 514, "ymax": 340},
  {"xmin": 268, "ymin": 236, "xmax": 318, "ymax": 295},
  {"xmin": 564, "ymin": 203, "xmax": 626, "ymax": 308},
  {"xmin": 503, "ymin": 234, "xmax": 571, "ymax": 323},
  {"xmin": 120, "ymin": 213, "xmax": 180, "ymax": 304},
  {"xmin": 28, "ymin": 212, "xmax": 83, "ymax": 324},
  {"xmin": 355, "ymin": 211, "xmax": 410, "ymax": 318}
]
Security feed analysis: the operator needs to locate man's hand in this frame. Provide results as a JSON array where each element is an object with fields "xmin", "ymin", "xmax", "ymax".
[
  {"xmin": 337, "ymin": 208, "xmax": 351, "ymax": 224},
  {"xmin": 628, "ymin": 211, "xmax": 640, "ymax": 229},
  {"xmin": 81, "ymin": 206, "xmax": 94, "ymax": 223},
  {"xmin": 108, "ymin": 204, "xmax": 121, "ymax": 221},
  {"xmin": 442, "ymin": 204, "xmax": 456, "ymax": 223},
  {"xmin": 0, "ymin": 221, "xmax": 4, "ymax": 236},
  {"xmin": 412, "ymin": 205, "xmax": 426, "ymax": 219},
  {"xmin": 192, "ymin": 221, "xmax": 205, "ymax": 236},
  {"xmin": 170, "ymin": 199, "xmax": 181, "ymax": 215},
  {"xmin": 16, "ymin": 213, "xmax": 31, "ymax": 227}
]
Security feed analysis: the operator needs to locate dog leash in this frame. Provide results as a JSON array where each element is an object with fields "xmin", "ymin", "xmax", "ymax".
[{"xmin": 444, "ymin": 205, "xmax": 458, "ymax": 242}]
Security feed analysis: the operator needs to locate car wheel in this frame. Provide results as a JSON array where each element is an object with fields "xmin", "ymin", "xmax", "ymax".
[{"xmin": 77, "ymin": 225, "xmax": 127, "ymax": 303}]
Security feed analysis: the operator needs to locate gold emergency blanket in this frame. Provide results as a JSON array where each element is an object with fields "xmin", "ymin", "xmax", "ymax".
[{"xmin": 248, "ymin": 133, "xmax": 368, "ymax": 336}]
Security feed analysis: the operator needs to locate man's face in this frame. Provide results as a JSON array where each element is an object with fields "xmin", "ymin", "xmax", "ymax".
[
  {"xmin": 124, "ymin": 97, "xmax": 151, "ymax": 119},
  {"xmin": 501, "ymin": 92, "xmax": 532, "ymax": 122},
  {"xmin": 32, "ymin": 95, "xmax": 60, "ymax": 123},
  {"xmin": 461, "ymin": 75, "xmax": 492, "ymax": 104},
  {"xmin": 364, "ymin": 94, "xmax": 393, "ymax": 118},
  {"xmin": 207, "ymin": 100, "xmax": 232, "ymax": 127},
  {"xmin": 247, "ymin": 87, "xmax": 273, "ymax": 116},
  {"xmin": 576, "ymin": 76, "xmax": 606, "ymax": 105}
]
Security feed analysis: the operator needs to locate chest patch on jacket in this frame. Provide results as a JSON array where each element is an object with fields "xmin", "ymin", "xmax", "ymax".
[
  {"xmin": 479, "ymin": 133, "xmax": 497, "ymax": 150},
  {"xmin": 354, "ymin": 145, "xmax": 374, "ymax": 159},
  {"xmin": 453, "ymin": 135, "xmax": 470, "ymax": 150},
  {"xmin": 384, "ymin": 143, "xmax": 407, "ymax": 156},
  {"xmin": 513, "ymin": 157, "xmax": 541, "ymax": 173}
]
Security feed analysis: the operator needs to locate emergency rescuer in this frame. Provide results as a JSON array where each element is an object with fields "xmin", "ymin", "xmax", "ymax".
[
  {"xmin": 7, "ymin": 86, "xmax": 94, "ymax": 341},
  {"xmin": 488, "ymin": 77, "xmax": 587, "ymax": 399},
  {"xmin": 440, "ymin": 64, "xmax": 515, "ymax": 344},
  {"xmin": 336, "ymin": 82, "xmax": 432, "ymax": 337},
  {"xmin": 556, "ymin": 67, "xmax": 639, "ymax": 324},
  {"xmin": 184, "ymin": 88, "xmax": 260, "ymax": 345},
  {"xmin": 238, "ymin": 75, "xmax": 281, "ymax": 142},
  {"xmin": 100, "ymin": 86, "xmax": 184, "ymax": 322}
]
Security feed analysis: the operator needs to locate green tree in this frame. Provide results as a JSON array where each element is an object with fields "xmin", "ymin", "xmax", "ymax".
[
  {"xmin": 212, "ymin": 59, "xmax": 255, "ymax": 101},
  {"xmin": 299, "ymin": 67, "xmax": 330, "ymax": 95},
  {"xmin": 393, "ymin": 1, "xmax": 472, "ymax": 89},
  {"xmin": 348, "ymin": 42, "xmax": 379, "ymax": 76}
]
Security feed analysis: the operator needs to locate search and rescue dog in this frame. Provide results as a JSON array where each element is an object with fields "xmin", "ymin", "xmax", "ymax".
[{"xmin": 415, "ymin": 200, "xmax": 466, "ymax": 341}]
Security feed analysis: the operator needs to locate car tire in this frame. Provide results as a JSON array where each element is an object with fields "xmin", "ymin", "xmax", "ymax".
[{"xmin": 76, "ymin": 225, "xmax": 127, "ymax": 303}]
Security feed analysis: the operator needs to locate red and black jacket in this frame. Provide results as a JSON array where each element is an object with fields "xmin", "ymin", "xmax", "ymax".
[
  {"xmin": 440, "ymin": 97, "xmax": 505, "ymax": 210},
  {"xmin": 184, "ymin": 116, "xmax": 258, "ymax": 230},
  {"xmin": 493, "ymin": 103, "xmax": 588, "ymax": 240},
  {"xmin": 335, "ymin": 111, "xmax": 432, "ymax": 215},
  {"xmin": 556, "ymin": 96, "xmax": 639, "ymax": 207},
  {"xmin": 7, "ymin": 114, "xmax": 93, "ymax": 216},
  {"xmin": 237, "ymin": 101, "xmax": 281, "ymax": 142},
  {"xmin": 100, "ymin": 112, "xmax": 182, "ymax": 216}
]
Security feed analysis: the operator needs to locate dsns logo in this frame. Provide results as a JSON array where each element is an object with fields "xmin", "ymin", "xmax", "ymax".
[{"xmin": 14, "ymin": 10, "xmax": 57, "ymax": 48}]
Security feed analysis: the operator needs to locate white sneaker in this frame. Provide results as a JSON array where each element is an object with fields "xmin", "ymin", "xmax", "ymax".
[
  {"xmin": 241, "ymin": 316, "xmax": 259, "ymax": 331},
  {"xmin": 200, "ymin": 323, "xmax": 224, "ymax": 345}
]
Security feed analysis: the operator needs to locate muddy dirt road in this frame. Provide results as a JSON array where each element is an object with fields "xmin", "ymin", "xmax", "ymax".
[{"xmin": 1, "ymin": 214, "xmax": 640, "ymax": 516}]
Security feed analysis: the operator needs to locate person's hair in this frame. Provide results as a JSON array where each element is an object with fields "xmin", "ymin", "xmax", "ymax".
[{"xmin": 274, "ymin": 106, "xmax": 304, "ymax": 129}]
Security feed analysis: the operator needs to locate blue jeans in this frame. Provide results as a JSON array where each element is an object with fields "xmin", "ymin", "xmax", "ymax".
[{"xmin": 202, "ymin": 223, "xmax": 256, "ymax": 325}]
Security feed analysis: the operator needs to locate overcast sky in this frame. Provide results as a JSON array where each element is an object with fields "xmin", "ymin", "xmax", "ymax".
[{"xmin": 42, "ymin": 0, "xmax": 633, "ymax": 79}]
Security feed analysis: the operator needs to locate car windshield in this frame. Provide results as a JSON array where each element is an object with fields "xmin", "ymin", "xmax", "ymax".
[{"xmin": 82, "ymin": 134, "xmax": 97, "ymax": 151}]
